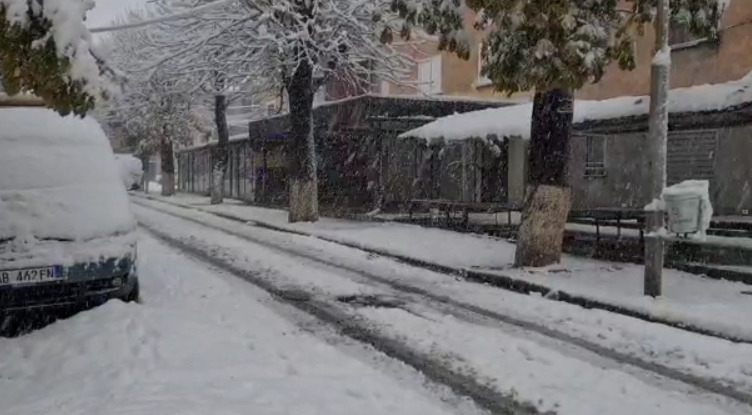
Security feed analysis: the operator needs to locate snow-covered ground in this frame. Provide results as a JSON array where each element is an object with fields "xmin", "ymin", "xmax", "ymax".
[
  {"xmin": 0, "ymin": 234, "xmax": 475, "ymax": 415},
  {"xmin": 135, "ymin": 193, "xmax": 752, "ymax": 341},
  {"xmin": 129, "ymin": 200, "xmax": 752, "ymax": 410}
]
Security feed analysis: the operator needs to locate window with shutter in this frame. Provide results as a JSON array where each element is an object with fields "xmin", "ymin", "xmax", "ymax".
[
  {"xmin": 417, "ymin": 55, "xmax": 442, "ymax": 95},
  {"xmin": 669, "ymin": 25, "xmax": 708, "ymax": 49},
  {"xmin": 429, "ymin": 55, "xmax": 442, "ymax": 94},
  {"xmin": 266, "ymin": 101, "xmax": 277, "ymax": 116},
  {"xmin": 380, "ymin": 80, "xmax": 390, "ymax": 96},
  {"xmin": 417, "ymin": 60, "xmax": 432, "ymax": 94},
  {"xmin": 583, "ymin": 134, "xmax": 607, "ymax": 178},
  {"xmin": 667, "ymin": 129, "xmax": 718, "ymax": 185},
  {"xmin": 476, "ymin": 42, "xmax": 492, "ymax": 87}
]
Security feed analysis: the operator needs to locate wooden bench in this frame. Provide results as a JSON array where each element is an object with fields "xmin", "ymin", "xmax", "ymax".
[
  {"xmin": 568, "ymin": 208, "xmax": 646, "ymax": 242},
  {"xmin": 407, "ymin": 199, "xmax": 521, "ymax": 229}
]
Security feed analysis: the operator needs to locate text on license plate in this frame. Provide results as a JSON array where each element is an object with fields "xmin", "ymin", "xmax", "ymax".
[{"xmin": 0, "ymin": 266, "xmax": 64, "ymax": 286}]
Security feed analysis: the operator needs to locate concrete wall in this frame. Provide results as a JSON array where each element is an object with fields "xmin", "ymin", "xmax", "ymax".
[
  {"xmin": 569, "ymin": 125, "xmax": 752, "ymax": 215},
  {"xmin": 568, "ymin": 132, "xmax": 649, "ymax": 210},
  {"xmin": 713, "ymin": 125, "xmax": 752, "ymax": 214}
]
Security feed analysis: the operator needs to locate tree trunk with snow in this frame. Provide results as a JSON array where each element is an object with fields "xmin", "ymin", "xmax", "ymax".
[
  {"xmin": 514, "ymin": 88, "xmax": 574, "ymax": 268},
  {"xmin": 287, "ymin": 58, "xmax": 319, "ymax": 223},
  {"xmin": 644, "ymin": 0, "xmax": 671, "ymax": 297},
  {"xmin": 210, "ymin": 93, "xmax": 229, "ymax": 205},
  {"xmin": 159, "ymin": 137, "xmax": 175, "ymax": 196},
  {"xmin": 137, "ymin": 152, "xmax": 150, "ymax": 193}
]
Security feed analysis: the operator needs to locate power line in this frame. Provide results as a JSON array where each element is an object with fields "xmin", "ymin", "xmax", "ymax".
[{"xmin": 89, "ymin": 0, "xmax": 234, "ymax": 34}]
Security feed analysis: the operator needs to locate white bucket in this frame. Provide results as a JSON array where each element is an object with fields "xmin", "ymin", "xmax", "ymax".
[{"xmin": 664, "ymin": 191, "xmax": 702, "ymax": 234}]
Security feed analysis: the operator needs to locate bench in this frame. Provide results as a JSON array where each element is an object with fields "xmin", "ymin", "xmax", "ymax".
[
  {"xmin": 408, "ymin": 199, "xmax": 521, "ymax": 229},
  {"xmin": 568, "ymin": 208, "xmax": 646, "ymax": 242}
]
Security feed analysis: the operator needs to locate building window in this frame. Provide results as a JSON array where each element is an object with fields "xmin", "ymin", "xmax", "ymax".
[
  {"xmin": 584, "ymin": 135, "xmax": 607, "ymax": 177},
  {"xmin": 667, "ymin": 129, "xmax": 718, "ymax": 185},
  {"xmin": 476, "ymin": 42, "xmax": 492, "ymax": 87},
  {"xmin": 417, "ymin": 55, "xmax": 442, "ymax": 95},
  {"xmin": 266, "ymin": 99, "xmax": 280, "ymax": 116},
  {"xmin": 668, "ymin": 25, "xmax": 707, "ymax": 49},
  {"xmin": 380, "ymin": 80, "xmax": 390, "ymax": 96}
]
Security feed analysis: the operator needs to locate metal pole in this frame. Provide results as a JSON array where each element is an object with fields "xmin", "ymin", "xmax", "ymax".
[{"xmin": 644, "ymin": 0, "xmax": 670, "ymax": 297}]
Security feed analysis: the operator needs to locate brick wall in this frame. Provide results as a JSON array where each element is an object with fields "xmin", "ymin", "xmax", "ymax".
[{"xmin": 579, "ymin": 0, "xmax": 752, "ymax": 100}]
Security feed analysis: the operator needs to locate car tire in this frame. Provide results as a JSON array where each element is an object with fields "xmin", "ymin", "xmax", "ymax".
[{"xmin": 124, "ymin": 279, "xmax": 140, "ymax": 303}]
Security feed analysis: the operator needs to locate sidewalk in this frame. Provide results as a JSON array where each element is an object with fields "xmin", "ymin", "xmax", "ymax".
[{"xmin": 135, "ymin": 192, "xmax": 752, "ymax": 342}]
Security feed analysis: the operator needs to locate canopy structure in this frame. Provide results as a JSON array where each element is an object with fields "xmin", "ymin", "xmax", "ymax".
[{"xmin": 400, "ymin": 73, "xmax": 752, "ymax": 142}]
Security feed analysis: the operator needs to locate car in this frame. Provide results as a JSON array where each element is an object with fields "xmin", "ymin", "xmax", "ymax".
[
  {"xmin": 114, "ymin": 153, "xmax": 144, "ymax": 191},
  {"xmin": 0, "ymin": 102, "xmax": 139, "ymax": 319}
]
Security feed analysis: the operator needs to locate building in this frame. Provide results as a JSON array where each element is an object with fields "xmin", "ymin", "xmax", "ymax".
[
  {"xmin": 398, "ymin": 76, "xmax": 752, "ymax": 215},
  {"xmin": 176, "ymin": 95, "xmax": 513, "ymax": 210},
  {"xmin": 375, "ymin": 13, "xmax": 531, "ymax": 101},
  {"xmin": 579, "ymin": 0, "xmax": 750, "ymax": 99}
]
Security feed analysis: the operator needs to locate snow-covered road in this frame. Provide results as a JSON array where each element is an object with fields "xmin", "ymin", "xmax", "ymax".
[
  {"xmin": 0, "ymin": 234, "xmax": 476, "ymax": 415},
  {"xmin": 126, "ymin": 200, "xmax": 752, "ymax": 415},
  {"xmin": 5, "ymin": 198, "xmax": 752, "ymax": 415}
]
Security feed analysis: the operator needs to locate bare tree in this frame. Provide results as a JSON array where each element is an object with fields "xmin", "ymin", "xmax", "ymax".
[
  {"xmin": 103, "ymin": 17, "xmax": 212, "ymax": 196},
  {"xmin": 127, "ymin": 0, "xmax": 411, "ymax": 220}
]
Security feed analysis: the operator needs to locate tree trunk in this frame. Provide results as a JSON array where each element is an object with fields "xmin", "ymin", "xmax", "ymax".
[
  {"xmin": 514, "ymin": 88, "xmax": 574, "ymax": 268},
  {"xmin": 287, "ymin": 58, "xmax": 318, "ymax": 223},
  {"xmin": 159, "ymin": 138, "xmax": 175, "ymax": 197},
  {"xmin": 211, "ymin": 94, "xmax": 229, "ymax": 205},
  {"xmin": 138, "ymin": 152, "xmax": 150, "ymax": 193}
]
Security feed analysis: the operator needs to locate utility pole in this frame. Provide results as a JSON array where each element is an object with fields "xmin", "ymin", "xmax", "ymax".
[{"xmin": 644, "ymin": 0, "xmax": 670, "ymax": 297}]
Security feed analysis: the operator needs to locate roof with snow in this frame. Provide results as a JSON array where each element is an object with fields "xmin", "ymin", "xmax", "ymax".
[
  {"xmin": 400, "ymin": 74, "xmax": 752, "ymax": 141},
  {"xmin": 179, "ymin": 94, "xmax": 517, "ymax": 152}
]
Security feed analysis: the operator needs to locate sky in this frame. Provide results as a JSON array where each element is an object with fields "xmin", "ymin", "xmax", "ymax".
[{"xmin": 87, "ymin": 0, "xmax": 149, "ymax": 29}]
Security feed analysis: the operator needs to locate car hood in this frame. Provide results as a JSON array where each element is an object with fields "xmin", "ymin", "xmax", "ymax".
[
  {"xmin": 0, "ymin": 184, "xmax": 135, "ymax": 242},
  {"xmin": 0, "ymin": 231, "xmax": 137, "ymax": 270}
]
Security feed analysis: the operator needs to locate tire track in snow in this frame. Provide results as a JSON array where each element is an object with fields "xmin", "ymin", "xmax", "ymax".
[
  {"xmin": 132, "ymin": 193, "xmax": 752, "ymax": 345},
  {"xmin": 133, "ymin": 199, "xmax": 752, "ymax": 409},
  {"xmin": 139, "ymin": 222, "xmax": 544, "ymax": 415}
]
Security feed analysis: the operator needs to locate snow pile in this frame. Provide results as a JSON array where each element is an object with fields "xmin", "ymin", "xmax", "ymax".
[
  {"xmin": 663, "ymin": 180, "xmax": 714, "ymax": 237},
  {"xmin": 114, "ymin": 154, "xmax": 143, "ymax": 190},
  {"xmin": 0, "ymin": 235, "xmax": 461, "ymax": 415},
  {"xmin": 0, "ymin": 107, "xmax": 135, "ymax": 243},
  {"xmin": 401, "ymin": 73, "xmax": 752, "ymax": 141}
]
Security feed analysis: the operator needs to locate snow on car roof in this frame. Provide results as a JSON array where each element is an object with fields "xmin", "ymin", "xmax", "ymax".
[
  {"xmin": 0, "ymin": 107, "xmax": 135, "ymax": 243},
  {"xmin": 400, "ymin": 72, "xmax": 752, "ymax": 142}
]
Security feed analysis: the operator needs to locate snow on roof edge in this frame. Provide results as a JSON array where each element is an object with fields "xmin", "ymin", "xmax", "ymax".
[{"xmin": 400, "ymin": 73, "xmax": 752, "ymax": 142}]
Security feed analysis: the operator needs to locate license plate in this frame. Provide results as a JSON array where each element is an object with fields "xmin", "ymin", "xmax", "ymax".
[{"xmin": 0, "ymin": 266, "xmax": 64, "ymax": 286}]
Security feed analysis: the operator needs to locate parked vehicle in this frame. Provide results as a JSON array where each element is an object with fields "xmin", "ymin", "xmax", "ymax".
[
  {"xmin": 114, "ymin": 154, "xmax": 144, "ymax": 190},
  {"xmin": 0, "ymin": 105, "xmax": 139, "ymax": 316}
]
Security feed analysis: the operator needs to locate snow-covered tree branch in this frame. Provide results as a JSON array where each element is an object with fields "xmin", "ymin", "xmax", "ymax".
[
  {"xmin": 393, "ymin": 0, "xmax": 728, "ymax": 267},
  {"xmin": 123, "ymin": 0, "xmax": 412, "ymax": 218},
  {"xmin": 0, "ymin": 0, "xmax": 116, "ymax": 115},
  {"xmin": 102, "ymin": 18, "xmax": 212, "ymax": 196}
]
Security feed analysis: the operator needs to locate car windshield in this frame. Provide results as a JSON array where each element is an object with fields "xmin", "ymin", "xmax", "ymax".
[{"xmin": 0, "ymin": 108, "xmax": 135, "ymax": 241}]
